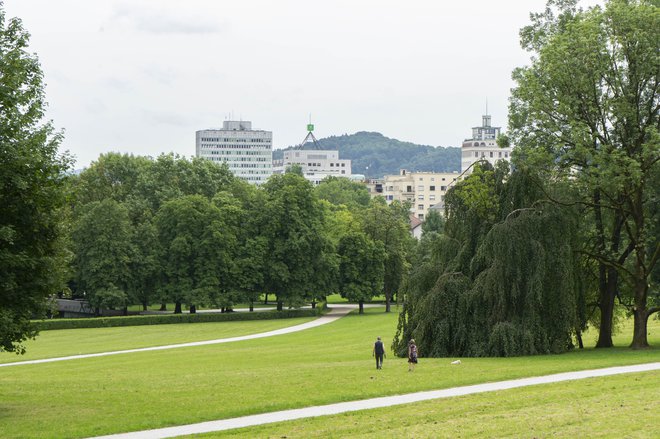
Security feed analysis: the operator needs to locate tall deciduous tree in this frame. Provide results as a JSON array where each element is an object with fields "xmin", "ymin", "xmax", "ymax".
[
  {"xmin": 0, "ymin": 8, "xmax": 71, "ymax": 353},
  {"xmin": 258, "ymin": 173, "xmax": 333, "ymax": 310},
  {"xmin": 72, "ymin": 200, "xmax": 132, "ymax": 311},
  {"xmin": 507, "ymin": 0, "xmax": 659, "ymax": 348},
  {"xmin": 338, "ymin": 231, "xmax": 384, "ymax": 314}
]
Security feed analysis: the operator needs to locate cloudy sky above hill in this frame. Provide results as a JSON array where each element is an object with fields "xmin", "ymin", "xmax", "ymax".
[{"xmin": 4, "ymin": 0, "xmax": 601, "ymax": 168}]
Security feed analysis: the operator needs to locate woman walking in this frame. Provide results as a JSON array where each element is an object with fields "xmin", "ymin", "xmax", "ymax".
[{"xmin": 408, "ymin": 339, "xmax": 418, "ymax": 372}]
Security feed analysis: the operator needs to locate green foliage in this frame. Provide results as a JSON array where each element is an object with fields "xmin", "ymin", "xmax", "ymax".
[
  {"xmin": 72, "ymin": 200, "xmax": 132, "ymax": 310},
  {"xmin": 509, "ymin": 0, "xmax": 660, "ymax": 347},
  {"xmin": 421, "ymin": 209, "xmax": 444, "ymax": 235},
  {"xmin": 395, "ymin": 167, "xmax": 586, "ymax": 357},
  {"xmin": 337, "ymin": 231, "xmax": 385, "ymax": 308},
  {"xmin": 273, "ymin": 132, "xmax": 460, "ymax": 178},
  {"xmin": 0, "ymin": 7, "xmax": 72, "ymax": 352},
  {"xmin": 314, "ymin": 176, "xmax": 371, "ymax": 210}
]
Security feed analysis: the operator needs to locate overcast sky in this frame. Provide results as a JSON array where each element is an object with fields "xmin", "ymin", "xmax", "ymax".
[{"xmin": 5, "ymin": 0, "xmax": 601, "ymax": 168}]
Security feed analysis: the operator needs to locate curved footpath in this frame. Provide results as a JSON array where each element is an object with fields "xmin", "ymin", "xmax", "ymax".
[
  {"xmin": 0, "ymin": 304, "xmax": 364, "ymax": 368},
  {"xmin": 90, "ymin": 362, "xmax": 660, "ymax": 439}
]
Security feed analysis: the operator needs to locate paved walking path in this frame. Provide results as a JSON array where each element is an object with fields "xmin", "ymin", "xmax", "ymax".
[
  {"xmin": 91, "ymin": 362, "xmax": 660, "ymax": 439},
  {"xmin": 0, "ymin": 305, "xmax": 363, "ymax": 368}
]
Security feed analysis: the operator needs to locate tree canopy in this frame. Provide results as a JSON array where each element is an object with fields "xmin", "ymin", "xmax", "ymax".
[{"xmin": 0, "ymin": 8, "xmax": 71, "ymax": 353}]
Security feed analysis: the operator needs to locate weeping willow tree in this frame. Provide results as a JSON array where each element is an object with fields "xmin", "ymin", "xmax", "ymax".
[{"xmin": 394, "ymin": 163, "xmax": 586, "ymax": 357}]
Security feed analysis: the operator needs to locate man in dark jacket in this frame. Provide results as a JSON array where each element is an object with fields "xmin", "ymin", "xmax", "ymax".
[{"xmin": 372, "ymin": 336, "xmax": 385, "ymax": 369}]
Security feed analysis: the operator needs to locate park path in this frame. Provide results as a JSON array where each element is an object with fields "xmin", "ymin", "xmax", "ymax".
[
  {"xmin": 0, "ymin": 304, "xmax": 365, "ymax": 368},
  {"xmin": 90, "ymin": 361, "xmax": 660, "ymax": 439}
]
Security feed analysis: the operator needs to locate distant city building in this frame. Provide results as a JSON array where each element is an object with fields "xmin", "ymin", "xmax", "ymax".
[
  {"xmin": 272, "ymin": 123, "xmax": 352, "ymax": 185},
  {"xmin": 375, "ymin": 169, "xmax": 460, "ymax": 220},
  {"xmin": 196, "ymin": 121, "xmax": 272, "ymax": 185},
  {"xmin": 461, "ymin": 114, "xmax": 512, "ymax": 174},
  {"xmin": 273, "ymin": 150, "xmax": 352, "ymax": 185}
]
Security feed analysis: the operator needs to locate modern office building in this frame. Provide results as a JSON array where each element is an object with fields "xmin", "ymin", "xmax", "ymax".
[
  {"xmin": 273, "ymin": 149, "xmax": 352, "ymax": 185},
  {"xmin": 461, "ymin": 114, "xmax": 512, "ymax": 174},
  {"xmin": 196, "ymin": 121, "xmax": 272, "ymax": 185},
  {"xmin": 377, "ymin": 169, "xmax": 460, "ymax": 220}
]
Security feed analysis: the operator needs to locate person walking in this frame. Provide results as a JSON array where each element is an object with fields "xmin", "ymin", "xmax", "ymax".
[
  {"xmin": 408, "ymin": 339, "xmax": 418, "ymax": 372},
  {"xmin": 373, "ymin": 336, "xmax": 385, "ymax": 369}
]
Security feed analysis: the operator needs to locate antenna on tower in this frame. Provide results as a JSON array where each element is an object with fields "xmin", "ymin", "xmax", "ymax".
[
  {"xmin": 485, "ymin": 98, "xmax": 488, "ymax": 116},
  {"xmin": 295, "ymin": 115, "xmax": 321, "ymax": 150}
]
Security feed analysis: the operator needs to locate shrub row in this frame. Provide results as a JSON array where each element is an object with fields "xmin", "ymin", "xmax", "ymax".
[{"xmin": 34, "ymin": 306, "xmax": 325, "ymax": 331}]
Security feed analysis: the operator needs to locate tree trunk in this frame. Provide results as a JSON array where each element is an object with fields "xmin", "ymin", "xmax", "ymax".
[
  {"xmin": 249, "ymin": 299, "xmax": 254, "ymax": 312},
  {"xmin": 142, "ymin": 301, "xmax": 148, "ymax": 311},
  {"xmin": 576, "ymin": 329, "xmax": 584, "ymax": 349},
  {"xmin": 630, "ymin": 308, "xmax": 650, "ymax": 349},
  {"xmin": 159, "ymin": 303, "xmax": 167, "ymax": 311},
  {"xmin": 311, "ymin": 300, "xmax": 316, "ymax": 309},
  {"xmin": 359, "ymin": 300, "xmax": 364, "ymax": 314},
  {"xmin": 174, "ymin": 301, "xmax": 182, "ymax": 314},
  {"xmin": 264, "ymin": 293, "xmax": 268, "ymax": 305},
  {"xmin": 190, "ymin": 304, "xmax": 196, "ymax": 314},
  {"xmin": 385, "ymin": 294, "xmax": 391, "ymax": 313},
  {"xmin": 122, "ymin": 306, "xmax": 128, "ymax": 316},
  {"xmin": 596, "ymin": 267, "xmax": 617, "ymax": 348},
  {"xmin": 277, "ymin": 300, "xmax": 283, "ymax": 311}
]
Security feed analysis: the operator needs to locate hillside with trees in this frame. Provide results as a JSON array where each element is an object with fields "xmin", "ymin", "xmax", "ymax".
[{"xmin": 273, "ymin": 131, "xmax": 460, "ymax": 178}]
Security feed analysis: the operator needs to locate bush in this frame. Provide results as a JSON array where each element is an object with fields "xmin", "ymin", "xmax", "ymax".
[{"xmin": 33, "ymin": 307, "xmax": 323, "ymax": 331}]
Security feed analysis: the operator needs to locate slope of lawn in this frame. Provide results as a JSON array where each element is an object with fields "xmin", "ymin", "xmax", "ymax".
[
  {"xmin": 197, "ymin": 370, "xmax": 660, "ymax": 438},
  {"xmin": 0, "ymin": 317, "xmax": 315, "ymax": 364},
  {"xmin": 0, "ymin": 307, "xmax": 657, "ymax": 438}
]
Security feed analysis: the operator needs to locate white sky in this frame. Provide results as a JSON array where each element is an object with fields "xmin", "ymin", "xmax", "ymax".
[{"xmin": 4, "ymin": 0, "xmax": 602, "ymax": 168}]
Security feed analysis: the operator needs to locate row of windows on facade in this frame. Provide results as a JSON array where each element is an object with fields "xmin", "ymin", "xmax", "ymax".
[
  {"xmin": 290, "ymin": 161, "xmax": 346, "ymax": 167},
  {"xmin": 474, "ymin": 151, "xmax": 509, "ymax": 158},
  {"xmin": 416, "ymin": 176, "xmax": 453, "ymax": 182},
  {"xmin": 201, "ymin": 144, "xmax": 271, "ymax": 149},
  {"xmin": 386, "ymin": 194, "xmax": 444, "ymax": 202},
  {"xmin": 387, "ymin": 185, "xmax": 448, "ymax": 192},
  {"xmin": 209, "ymin": 157, "xmax": 270, "ymax": 163},
  {"xmin": 207, "ymin": 150, "xmax": 271, "ymax": 156},
  {"xmin": 200, "ymin": 138, "xmax": 270, "ymax": 143}
]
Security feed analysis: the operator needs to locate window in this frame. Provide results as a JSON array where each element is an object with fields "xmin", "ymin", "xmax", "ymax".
[
  {"xmin": 474, "ymin": 151, "xmax": 479, "ymax": 157},
  {"xmin": 418, "ymin": 195, "xmax": 424, "ymax": 200},
  {"xmin": 498, "ymin": 152, "xmax": 502, "ymax": 158},
  {"xmin": 418, "ymin": 204, "xmax": 424, "ymax": 210},
  {"xmin": 429, "ymin": 195, "xmax": 436, "ymax": 201},
  {"xmin": 418, "ymin": 214, "xmax": 424, "ymax": 220},
  {"xmin": 490, "ymin": 151, "xmax": 494, "ymax": 158},
  {"xmin": 386, "ymin": 195, "xmax": 393, "ymax": 201},
  {"xmin": 406, "ymin": 186, "xmax": 412, "ymax": 192},
  {"xmin": 505, "ymin": 152, "xmax": 509, "ymax": 158},
  {"xmin": 417, "ymin": 185, "xmax": 424, "ymax": 191},
  {"xmin": 429, "ymin": 185, "xmax": 435, "ymax": 191},
  {"xmin": 441, "ymin": 186, "xmax": 447, "ymax": 191}
]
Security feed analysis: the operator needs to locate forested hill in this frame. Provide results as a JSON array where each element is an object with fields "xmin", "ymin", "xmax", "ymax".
[{"xmin": 273, "ymin": 131, "xmax": 460, "ymax": 179}]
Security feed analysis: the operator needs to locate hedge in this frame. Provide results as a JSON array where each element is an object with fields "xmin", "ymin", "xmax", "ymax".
[{"xmin": 34, "ymin": 305, "xmax": 326, "ymax": 331}]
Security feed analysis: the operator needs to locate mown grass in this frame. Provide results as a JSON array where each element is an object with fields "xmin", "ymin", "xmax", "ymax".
[
  {"xmin": 197, "ymin": 370, "xmax": 660, "ymax": 438},
  {"xmin": 0, "ymin": 317, "xmax": 315, "ymax": 364},
  {"xmin": 0, "ymin": 306, "xmax": 657, "ymax": 438}
]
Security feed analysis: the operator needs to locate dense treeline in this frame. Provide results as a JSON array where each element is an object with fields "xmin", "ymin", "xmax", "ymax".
[
  {"xmin": 394, "ymin": 0, "xmax": 659, "ymax": 356},
  {"xmin": 273, "ymin": 131, "xmax": 460, "ymax": 178},
  {"xmin": 64, "ymin": 155, "xmax": 414, "ymax": 320}
]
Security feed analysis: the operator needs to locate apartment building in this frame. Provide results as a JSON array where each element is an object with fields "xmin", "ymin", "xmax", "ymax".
[{"xmin": 381, "ymin": 169, "xmax": 460, "ymax": 220}]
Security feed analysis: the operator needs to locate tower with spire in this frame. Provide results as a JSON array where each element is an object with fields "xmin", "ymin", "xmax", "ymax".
[{"xmin": 460, "ymin": 112, "xmax": 511, "ymax": 175}]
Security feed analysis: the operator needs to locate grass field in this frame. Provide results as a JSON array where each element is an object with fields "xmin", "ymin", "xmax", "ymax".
[{"xmin": 0, "ymin": 306, "xmax": 657, "ymax": 438}]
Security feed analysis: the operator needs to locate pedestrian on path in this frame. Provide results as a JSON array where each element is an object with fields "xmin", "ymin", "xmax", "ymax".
[
  {"xmin": 373, "ymin": 336, "xmax": 385, "ymax": 369},
  {"xmin": 408, "ymin": 339, "xmax": 418, "ymax": 372}
]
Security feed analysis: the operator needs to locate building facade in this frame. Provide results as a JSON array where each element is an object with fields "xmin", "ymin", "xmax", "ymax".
[
  {"xmin": 378, "ymin": 169, "xmax": 460, "ymax": 220},
  {"xmin": 196, "ymin": 121, "xmax": 273, "ymax": 185},
  {"xmin": 272, "ymin": 149, "xmax": 352, "ymax": 185},
  {"xmin": 461, "ymin": 114, "xmax": 512, "ymax": 174}
]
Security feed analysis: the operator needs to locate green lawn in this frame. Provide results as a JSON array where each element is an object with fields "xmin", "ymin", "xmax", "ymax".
[
  {"xmin": 196, "ymin": 370, "xmax": 660, "ymax": 438},
  {"xmin": 0, "ymin": 306, "xmax": 657, "ymax": 438},
  {"xmin": 0, "ymin": 317, "xmax": 315, "ymax": 364}
]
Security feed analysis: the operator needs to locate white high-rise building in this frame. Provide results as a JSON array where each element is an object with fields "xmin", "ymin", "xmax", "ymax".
[
  {"xmin": 461, "ymin": 114, "xmax": 512, "ymax": 174},
  {"xmin": 273, "ymin": 149, "xmax": 352, "ymax": 185},
  {"xmin": 196, "ymin": 121, "xmax": 272, "ymax": 185}
]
